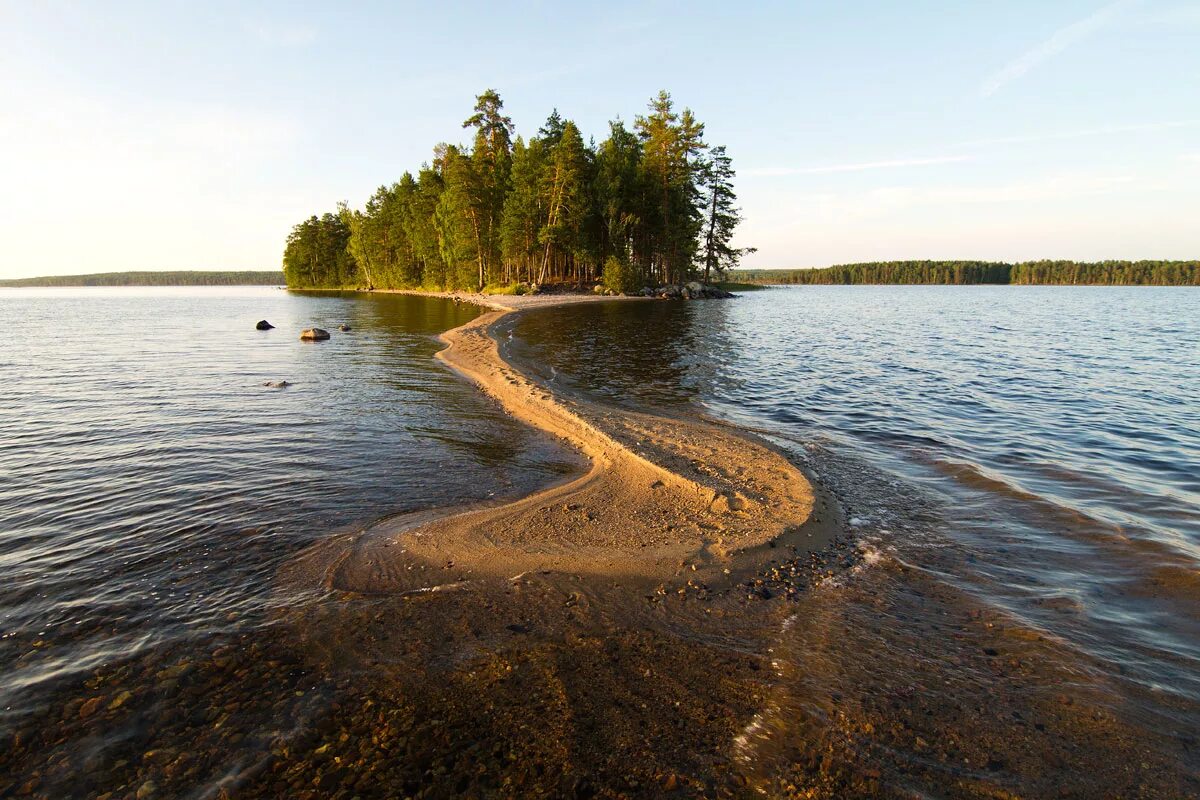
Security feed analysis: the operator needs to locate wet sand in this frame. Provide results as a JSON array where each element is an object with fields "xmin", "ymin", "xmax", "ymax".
[
  {"xmin": 264, "ymin": 291, "xmax": 848, "ymax": 797},
  {"xmin": 300, "ymin": 291, "xmax": 830, "ymax": 596},
  {"xmin": 5, "ymin": 291, "xmax": 1196, "ymax": 799}
]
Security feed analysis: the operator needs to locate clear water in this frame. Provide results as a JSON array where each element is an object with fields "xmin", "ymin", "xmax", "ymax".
[
  {"xmin": 0, "ymin": 287, "xmax": 575, "ymax": 726},
  {"xmin": 511, "ymin": 286, "xmax": 1200, "ymax": 794},
  {"xmin": 2, "ymin": 284, "xmax": 1198, "ymax": 798}
]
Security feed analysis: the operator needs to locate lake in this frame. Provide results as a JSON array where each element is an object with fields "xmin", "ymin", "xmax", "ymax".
[
  {"xmin": 1, "ymin": 285, "xmax": 1197, "ymax": 798},
  {"xmin": 511, "ymin": 285, "xmax": 1200, "ymax": 795}
]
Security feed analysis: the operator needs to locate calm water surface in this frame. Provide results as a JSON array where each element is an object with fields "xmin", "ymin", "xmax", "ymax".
[
  {"xmin": 0, "ymin": 287, "xmax": 574, "ymax": 732},
  {"xmin": 512, "ymin": 285, "xmax": 1200, "ymax": 794},
  {"xmin": 2, "ymin": 284, "xmax": 1198, "ymax": 798}
]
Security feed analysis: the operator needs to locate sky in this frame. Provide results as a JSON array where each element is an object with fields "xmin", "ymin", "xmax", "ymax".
[{"xmin": 1, "ymin": 0, "xmax": 1198, "ymax": 278}]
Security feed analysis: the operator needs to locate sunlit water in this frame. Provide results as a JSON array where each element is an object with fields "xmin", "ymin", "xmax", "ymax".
[
  {"xmin": 2, "ymin": 285, "xmax": 1198, "ymax": 798},
  {"xmin": 0, "ymin": 288, "xmax": 574, "ymax": 741},
  {"xmin": 511, "ymin": 286, "xmax": 1200, "ymax": 795}
]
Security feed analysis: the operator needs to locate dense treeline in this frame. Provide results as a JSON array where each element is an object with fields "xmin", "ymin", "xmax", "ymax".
[
  {"xmin": 284, "ymin": 90, "xmax": 751, "ymax": 293},
  {"xmin": 0, "ymin": 271, "xmax": 285, "ymax": 287},
  {"xmin": 733, "ymin": 260, "xmax": 1200, "ymax": 286},
  {"xmin": 1008, "ymin": 260, "xmax": 1200, "ymax": 286}
]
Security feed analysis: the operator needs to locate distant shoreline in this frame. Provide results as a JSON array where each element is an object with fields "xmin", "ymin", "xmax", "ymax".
[
  {"xmin": 731, "ymin": 259, "xmax": 1199, "ymax": 286},
  {"xmin": 0, "ymin": 270, "xmax": 285, "ymax": 288}
]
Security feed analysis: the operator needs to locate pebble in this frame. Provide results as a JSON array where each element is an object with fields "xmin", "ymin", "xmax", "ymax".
[{"xmin": 78, "ymin": 697, "xmax": 102, "ymax": 718}]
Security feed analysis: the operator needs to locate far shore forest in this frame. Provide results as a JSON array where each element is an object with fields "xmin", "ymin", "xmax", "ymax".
[
  {"xmin": 283, "ymin": 90, "xmax": 752, "ymax": 294},
  {"xmin": 0, "ymin": 271, "xmax": 285, "ymax": 288},
  {"xmin": 732, "ymin": 261, "xmax": 1200, "ymax": 287}
]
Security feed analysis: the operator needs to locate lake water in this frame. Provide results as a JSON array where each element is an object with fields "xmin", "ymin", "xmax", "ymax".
[
  {"xmin": 1, "ymin": 285, "xmax": 1197, "ymax": 798},
  {"xmin": 0, "ymin": 287, "xmax": 579, "ymax": 797},
  {"xmin": 510, "ymin": 286, "xmax": 1200, "ymax": 796}
]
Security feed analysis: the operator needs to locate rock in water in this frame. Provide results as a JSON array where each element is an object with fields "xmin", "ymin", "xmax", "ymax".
[
  {"xmin": 338, "ymin": 324, "xmax": 351, "ymax": 332},
  {"xmin": 299, "ymin": 328, "xmax": 330, "ymax": 341},
  {"xmin": 263, "ymin": 380, "xmax": 290, "ymax": 389},
  {"xmin": 255, "ymin": 320, "xmax": 274, "ymax": 330}
]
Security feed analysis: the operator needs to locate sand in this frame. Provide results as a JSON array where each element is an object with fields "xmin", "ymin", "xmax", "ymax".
[{"xmin": 312, "ymin": 290, "xmax": 831, "ymax": 597}]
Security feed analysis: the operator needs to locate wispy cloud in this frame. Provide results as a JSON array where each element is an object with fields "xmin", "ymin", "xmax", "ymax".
[
  {"xmin": 979, "ymin": 0, "xmax": 1140, "ymax": 97},
  {"xmin": 956, "ymin": 118, "xmax": 1200, "ymax": 148},
  {"xmin": 745, "ymin": 155, "xmax": 970, "ymax": 177}
]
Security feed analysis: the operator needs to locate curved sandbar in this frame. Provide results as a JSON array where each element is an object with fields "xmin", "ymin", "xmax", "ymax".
[{"xmin": 320, "ymin": 292, "xmax": 825, "ymax": 596}]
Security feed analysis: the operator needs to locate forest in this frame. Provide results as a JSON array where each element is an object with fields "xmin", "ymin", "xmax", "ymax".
[
  {"xmin": 0, "ymin": 271, "xmax": 285, "ymax": 287},
  {"xmin": 282, "ymin": 90, "xmax": 751, "ymax": 293},
  {"xmin": 734, "ymin": 260, "xmax": 1200, "ymax": 286}
]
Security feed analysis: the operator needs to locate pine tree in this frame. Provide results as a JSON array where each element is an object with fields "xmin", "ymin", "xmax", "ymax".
[
  {"xmin": 435, "ymin": 145, "xmax": 483, "ymax": 290},
  {"xmin": 593, "ymin": 120, "xmax": 644, "ymax": 279},
  {"xmin": 463, "ymin": 90, "xmax": 514, "ymax": 287},
  {"xmin": 501, "ymin": 136, "xmax": 548, "ymax": 284},
  {"xmin": 635, "ymin": 91, "xmax": 706, "ymax": 285},
  {"xmin": 537, "ymin": 120, "xmax": 589, "ymax": 285},
  {"xmin": 699, "ymin": 146, "xmax": 754, "ymax": 283}
]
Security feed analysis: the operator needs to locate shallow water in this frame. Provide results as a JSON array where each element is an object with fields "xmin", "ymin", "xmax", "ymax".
[
  {"xmin": 2, "ymin": 285, "xmax": 1198, "ymax": 798},
  {"xmin": 0, "ymin": 288, "xmax": 578, "ymax": 790},
  {"xmin": 511, "ymin": 286, "xmax": 1200, "ymax": 795}
]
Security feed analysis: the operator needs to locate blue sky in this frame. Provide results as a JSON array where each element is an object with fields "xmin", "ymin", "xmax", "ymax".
[{"xmin": 1, "ymin": 0, "xmax": 1197, "ymax": 277}]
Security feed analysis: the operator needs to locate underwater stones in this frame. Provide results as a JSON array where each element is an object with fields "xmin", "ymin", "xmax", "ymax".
[{"xmin": 300, "ymin": 328, "xmax": 330, "ymax": 341}]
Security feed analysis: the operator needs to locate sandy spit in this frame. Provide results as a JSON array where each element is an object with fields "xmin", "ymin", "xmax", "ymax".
[{"xmin": 307, "ymin": 289, "xmax": 830, "ymax": 596}]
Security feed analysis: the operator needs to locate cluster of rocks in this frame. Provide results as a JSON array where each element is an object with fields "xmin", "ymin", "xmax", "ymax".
[
  {"xmin": 256, "ymin": 321, "xmax": 351, "ymax": 340},
  {"xmin": 645, "ymin": 282, "xmax": 736, "ymax": 300}
]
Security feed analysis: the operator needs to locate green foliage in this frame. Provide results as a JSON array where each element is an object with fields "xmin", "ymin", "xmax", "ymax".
[
  {"xmin": 602, "ymin": 255, "xmax": 640, "ymax": 295},
  {"xmin": 482, "ymin": 282, "xmax": 527, "ymax": 295},
  {"xmin": 0, "ymin": 271, "xmax": 285, "ymax": 287},
  {"xmin": 732, "ymin": 261, "xmax": 1200, "ymax": 286},
  {"xmin": 699, "ymin": 146, "xmax": 754, "ymax": 282},
  {"xmin": 282, "ymin": 213, "xmax": 359, "ymax": 288},
  {"xmin": 283, "ymin": 90, "xmax": 747, "ymax": 292}
]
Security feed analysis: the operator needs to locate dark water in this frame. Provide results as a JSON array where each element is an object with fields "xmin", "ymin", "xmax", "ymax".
[
  {"xmin": 511, "ymin": 286, "xmax": 1200, "ymax": 796},
  {"xmin": 0, "ymin": 288, "xmax": 578, "ymax": 795}
]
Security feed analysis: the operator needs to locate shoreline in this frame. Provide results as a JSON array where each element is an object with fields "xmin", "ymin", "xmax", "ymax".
[{"xmin": 295, "ymin": 288, "xmax": 835, "ymax": 595}]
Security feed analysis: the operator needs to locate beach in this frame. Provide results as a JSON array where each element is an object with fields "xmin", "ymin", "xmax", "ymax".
[
  {"xmin": 3, "ymin": 286, "xmax": 1197, "ymax": 799},
  {"xmin": 297, "ymin": 290, "xmax": 834, "ymax": 593}
]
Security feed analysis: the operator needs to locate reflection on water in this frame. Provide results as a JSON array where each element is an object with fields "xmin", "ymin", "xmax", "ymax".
[
  {"xmin": 513, "ymin": 286, "xmax": 1200, "ymax": 795},
  {"xmin": 0, "ymin": 287, "xmax": 579, "ymax": 797},
  {"xmin": 2, "ymin": 284, "xmax": 1198, "ymax": 798}
]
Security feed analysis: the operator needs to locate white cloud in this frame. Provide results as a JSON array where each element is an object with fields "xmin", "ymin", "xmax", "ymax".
[
  {"xmin": 745, "ymin": 155, "xmax": 970, "ymax": 177},
  {"xmin": 979, "ymin": 0, "xmax": 1140, "ymax": 97}
]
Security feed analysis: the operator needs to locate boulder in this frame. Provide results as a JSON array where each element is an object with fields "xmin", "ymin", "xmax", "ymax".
[
  {"xmin": 255, "ymin": 320, "xmax": 274, "ymax": 330},
  {"xmin": 263, "ymin": 380, "xmax": 290, "ymax": 389},
  {"xmin": 686, "ymin": 281, "xmax": 704, "ymax": 294},
  {"xmin": 338, "ymin": 324, "xmax": 351, "ymax": 332},
  {"xmin": 300, "ymin": 328, "xmax": 330, "ymax": 341}
]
